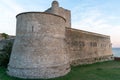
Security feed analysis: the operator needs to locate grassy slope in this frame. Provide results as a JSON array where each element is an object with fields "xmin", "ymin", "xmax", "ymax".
[{"xmin": 0, "ymin": 61, "xmax": 120, "ymax": 80}]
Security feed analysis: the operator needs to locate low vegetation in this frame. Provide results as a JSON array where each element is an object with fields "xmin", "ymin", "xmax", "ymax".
[
  {"xmin": 0, "ymin": 61, "xmax": 120, "ymax": 80},
  {"xmin": 1, "ymin": 33, "xmax": 9, "ymax": 39},
  {"xmin": 0, "ymin": 42, "xmax": 13, "ymax": 67}
]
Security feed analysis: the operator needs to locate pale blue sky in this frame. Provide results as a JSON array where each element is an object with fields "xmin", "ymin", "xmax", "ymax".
[{"xmin": 0, "ymin": 0, "xmax": 120, "ymax": 47}]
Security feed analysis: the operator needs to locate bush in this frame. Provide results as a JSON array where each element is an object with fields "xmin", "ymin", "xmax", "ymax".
[
  {"xmin": 0, "ymin": 42, "xmax": 13, "ymax": 67},
  {"xmin": 1, "ymin": 33, "xmax": 9, "ymax": 39}
]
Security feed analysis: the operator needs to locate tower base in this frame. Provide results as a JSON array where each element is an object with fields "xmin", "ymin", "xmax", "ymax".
[{"xmin": 7, "ymin": 63, "xmax": 70, "ymax": 79}]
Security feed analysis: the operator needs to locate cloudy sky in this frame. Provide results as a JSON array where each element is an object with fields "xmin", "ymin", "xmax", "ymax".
[{"xmin": 0, "ymin": 0, "xmax": 120, "ymax": 47}]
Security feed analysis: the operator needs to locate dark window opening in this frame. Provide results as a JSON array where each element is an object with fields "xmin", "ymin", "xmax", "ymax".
[
  {"xmin": 90, "ymin": 42, "xmax": 97, "ymax": 47},
  {"xmin": 32, "ymin": 26, "xmax": 34, "ymax": 32},
  {"xmin": 79, "ymin": 41, "xmax": 85, "ymax": 47}
]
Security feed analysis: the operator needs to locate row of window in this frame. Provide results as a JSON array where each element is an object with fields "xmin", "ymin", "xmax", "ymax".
[
  {"xmin": 72, "ymin": 41, "xmax": 85, "ymax": 47},
  {"xmin": 71, "ymin": 41, "xmax": 110, "ymax": 48},
  {"xmin": 90, "ymin": 42, "xmax": 97, "ymax": 47}
]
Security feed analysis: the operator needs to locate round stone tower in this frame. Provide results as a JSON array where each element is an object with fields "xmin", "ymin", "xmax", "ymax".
[{"xmin": 7, "ymin": 12, "xmax": 70, "ymax": 79}]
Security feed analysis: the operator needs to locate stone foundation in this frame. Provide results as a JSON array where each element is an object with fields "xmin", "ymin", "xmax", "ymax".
[
  {"xmin": 70, "ymin": 55, "xmax": 114, "ymax": 66},
  {"xmin": 7, "ymin": 63, "xmax": 70, "ymax": 79}
]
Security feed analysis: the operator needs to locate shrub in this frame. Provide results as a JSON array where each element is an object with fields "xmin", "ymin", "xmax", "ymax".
[
  {"xmin": 1, "ymin": 33, "xmax": 9, "ymax": 39},
  {"xmin": 0, "ymin": 42, "xmax": 13, "ymax": 67}
]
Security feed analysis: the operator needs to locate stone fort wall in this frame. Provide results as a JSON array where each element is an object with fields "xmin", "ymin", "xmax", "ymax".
[
  {"xmin": 0, "ymin": 34, "xmax": 15, "ymax": 51},
  {"xmin": 66, "ymin": 28, "xmax": 113, "ymax": 66},
  {"xmin": 7, "ymin": 1, "xmax": 113, "ymax": 79}
]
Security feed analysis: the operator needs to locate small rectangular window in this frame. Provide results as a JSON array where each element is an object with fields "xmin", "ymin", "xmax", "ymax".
[{"xmin": 32, "ymin": 26, "xmax": 34, "ymax": 32}]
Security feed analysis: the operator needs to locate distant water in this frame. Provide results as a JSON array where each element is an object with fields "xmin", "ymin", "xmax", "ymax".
[{"xmin": 112, "ymin": 48, "xmax": 120, "ymax": 57}]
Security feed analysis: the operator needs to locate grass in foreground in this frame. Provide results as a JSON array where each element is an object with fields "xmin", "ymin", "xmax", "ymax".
[{"xmin": 1, "ymin": 61, "xmax": 120, "ymax": 80}]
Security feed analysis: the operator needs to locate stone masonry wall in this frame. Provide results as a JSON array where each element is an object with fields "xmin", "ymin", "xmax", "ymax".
[
  {"xmin": 66, "ymin": 28, "xmax": 113, "ymax": 66},
  {"xmin": 0, "ymin": 39, "xmax": 14, "ymax": 55},
  {"xmin": 0, "ymin": 34, "xmax": 15, "ymax": 51}
]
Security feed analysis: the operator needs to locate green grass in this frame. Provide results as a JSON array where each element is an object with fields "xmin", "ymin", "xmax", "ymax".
[{"xmin": 1, "ymin": 61, "xmax": 120, "ymax": 80}]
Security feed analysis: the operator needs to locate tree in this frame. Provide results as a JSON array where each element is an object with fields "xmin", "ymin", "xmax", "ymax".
[
  {"xmin": 1, "ymin": 33, "xmax": 9, "ymax": 39},
  {"xmin": 0, "ymin": 42, "xmax": 13, "ymax": 67}
]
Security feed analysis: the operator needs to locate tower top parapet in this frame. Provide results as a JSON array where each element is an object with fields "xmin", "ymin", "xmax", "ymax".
[
  {"xmin": 45, "ymin": 0, "xmax": 71, "ymax": 28},
  {"xmin": 52, "ymin": 0, "xmax": 59, "ymax": 8}
]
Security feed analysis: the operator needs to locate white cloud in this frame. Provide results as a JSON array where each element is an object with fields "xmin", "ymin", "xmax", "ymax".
[
  {"xmin": 1, "ymin": 0, "xmax": 24, "ymax": 13},
  {"xmin": 0, "ymin": 0, "xmax": 25, "ymax": 35},
  {"xmin": 72, "ymin": 7, "xmax": 107, "ymax": 33},
  {"xmin": 71, "ymin": 5, "xmax": 120, "ymax": 47}
]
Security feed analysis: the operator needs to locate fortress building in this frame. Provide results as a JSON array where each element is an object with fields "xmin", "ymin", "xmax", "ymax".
[{"xmin": 7, "ymin": 1, "xmax": 113, "ymax": 79}]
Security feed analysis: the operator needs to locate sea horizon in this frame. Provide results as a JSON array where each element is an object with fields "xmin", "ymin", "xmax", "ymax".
[{"xmin": 112, "ymin": 48, "xmax": 120, "ymax": 57}]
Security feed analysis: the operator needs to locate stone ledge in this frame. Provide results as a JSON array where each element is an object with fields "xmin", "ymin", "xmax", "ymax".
[{"xmin": 70, "ymin": 55, "xmax": 114, "ymax": 66}]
